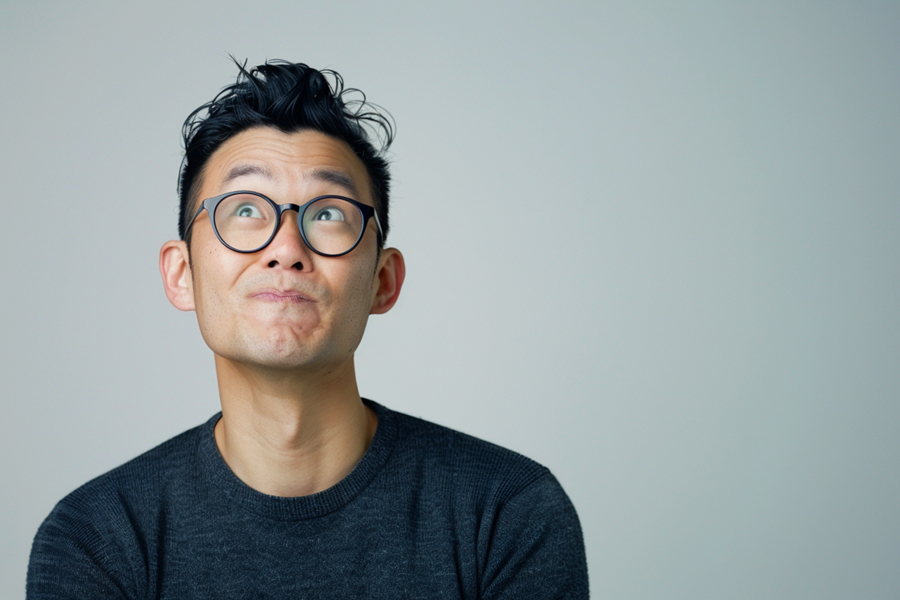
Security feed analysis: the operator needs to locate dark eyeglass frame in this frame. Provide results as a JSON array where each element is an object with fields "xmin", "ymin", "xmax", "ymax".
[{"xmin": 186, "ymin": 190, "xmax": 383, "ymax": 257}]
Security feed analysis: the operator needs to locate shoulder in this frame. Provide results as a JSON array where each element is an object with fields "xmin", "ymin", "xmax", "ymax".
[
  {"xmin": 56, "ymin": 415, "xmax": 211, "ymax": 514},
  {"xmin": 376, "ymin": 402, "xmax": 555, "ymax": 504},
  {"xmin": 28, "ymin": 416, "xmax": 216, "ymax": 596},
  {"xmin": 373, "ymin": 403, "xmax": 589, "ymax": 597}
]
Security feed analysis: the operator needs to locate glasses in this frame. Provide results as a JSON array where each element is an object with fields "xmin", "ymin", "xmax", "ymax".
[{"xmin": 187, "ymin": 191, "xmax": 383, "ymax": 256}]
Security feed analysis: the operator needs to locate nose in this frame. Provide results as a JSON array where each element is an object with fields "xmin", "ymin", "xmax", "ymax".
[{"xmin": 261, "ymin": 210, "xmax": 312, "ymax": 271}]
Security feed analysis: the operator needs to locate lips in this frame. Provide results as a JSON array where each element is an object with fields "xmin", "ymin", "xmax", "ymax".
[{"xmin": 250, "ymin": 288, "xmax": 316, "ymax": 303}]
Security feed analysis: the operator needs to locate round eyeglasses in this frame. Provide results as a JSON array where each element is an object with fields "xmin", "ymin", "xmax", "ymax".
[{"xmin": 186, "ymin": 191, "xmax": 383, "ymax": 256}]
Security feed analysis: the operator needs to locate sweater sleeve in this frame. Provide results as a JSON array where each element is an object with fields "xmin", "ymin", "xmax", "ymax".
[
  {"xmin": 27, "ymin": 497, "xmax": 139, "ymax": 600},
  {"xmin": 480, "ymin": 472, "xmax": 589, "ymax": 600}
]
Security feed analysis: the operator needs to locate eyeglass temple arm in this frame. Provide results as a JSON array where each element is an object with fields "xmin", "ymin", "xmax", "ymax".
[
  {"xmin": 372, "ymin": 210, "xmax": 384, "ymax": 243},
  {"xmin": 186, "ymin": 202, "xmax": 208, "ymax": 231}
]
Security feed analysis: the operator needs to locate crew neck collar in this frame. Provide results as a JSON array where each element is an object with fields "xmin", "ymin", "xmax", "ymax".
[{"xmin": 199, "ymin": 399, "xmax": 397, "ymax": 521}]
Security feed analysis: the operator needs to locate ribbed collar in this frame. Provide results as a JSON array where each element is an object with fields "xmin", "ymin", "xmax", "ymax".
[{"xmin": 198, "ymin": 399, "xmax": 397, "ymax": 521}]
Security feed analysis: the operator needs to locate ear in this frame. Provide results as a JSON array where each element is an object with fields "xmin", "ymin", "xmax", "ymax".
[
  {"xmin": 159, "ymin": 240, "xmax": 195, "ymax": 311},
  {"xmin": 370, "ymin": 247, "xmax": 405, "ymax": 315}
]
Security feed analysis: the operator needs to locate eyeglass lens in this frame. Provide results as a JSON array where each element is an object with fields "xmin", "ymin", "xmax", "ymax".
[{"xmin": 213, "ymin": 194, "xmax": 365, "ymax": 255}]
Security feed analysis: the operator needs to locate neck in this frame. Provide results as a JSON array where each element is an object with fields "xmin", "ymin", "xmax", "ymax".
[{"xmin": 212, "ymin": 354, "xmax": 377, "ymax": 497}]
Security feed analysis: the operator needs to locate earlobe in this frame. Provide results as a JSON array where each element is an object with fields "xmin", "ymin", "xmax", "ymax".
[
  {"xmin": 370, "ymin": 248, "xmax": 405, "ymax": 315},
  {"xmin": 159, "ymin": 240, "xmax": 196, "ymax": 311}
]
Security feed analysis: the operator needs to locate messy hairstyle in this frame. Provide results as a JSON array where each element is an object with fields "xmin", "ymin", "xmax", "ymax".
[{"xmin": 178, "ymin": 59, "xmax": 394, "ymax": 248}]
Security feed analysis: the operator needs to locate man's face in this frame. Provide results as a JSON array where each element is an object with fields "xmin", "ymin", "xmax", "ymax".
[{"xmin": 181, "ymin": 126, "xmax": 384, "ymax": 372}]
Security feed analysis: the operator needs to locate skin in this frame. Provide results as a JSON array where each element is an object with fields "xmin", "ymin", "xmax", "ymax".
[{"xmin": 159, "ymin": 127, "xmax": 405, "ymax": 497}]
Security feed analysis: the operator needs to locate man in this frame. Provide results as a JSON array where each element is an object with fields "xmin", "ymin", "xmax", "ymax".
[{"xmin": 27, "ymin": 59, "xmax": 588, "ymax": 598}]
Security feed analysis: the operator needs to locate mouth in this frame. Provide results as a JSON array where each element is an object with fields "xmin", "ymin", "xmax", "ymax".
[{"xmin": 250, "ymin": 289, "xmax": 315, "ymax": 304}]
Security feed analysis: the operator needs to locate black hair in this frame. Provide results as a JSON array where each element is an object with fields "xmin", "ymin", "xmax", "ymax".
[{"xmin": 178, "ymin": 59, "xmax": 394, "ymax": 248}]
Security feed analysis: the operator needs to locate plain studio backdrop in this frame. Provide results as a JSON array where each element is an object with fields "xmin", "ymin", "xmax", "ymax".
[{"xmin": 1, "ymin": 2, "xmax": 898, "ymax": 598}]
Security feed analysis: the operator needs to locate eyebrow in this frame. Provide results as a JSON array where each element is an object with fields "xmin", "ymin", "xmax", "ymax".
[
  {"xmin": 222, "ymin": 163, "xmax": 274, "ymax": 185},
  {"xmin": 304, "ymin": 168, "xmax": 360, "ymax": 198}
]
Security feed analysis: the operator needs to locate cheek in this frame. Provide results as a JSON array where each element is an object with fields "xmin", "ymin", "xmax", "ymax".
[
  {"xmin": 192, "ymin": 276, "xmax": 230, "ymax": 347},
  {"xmin": 191, "ymin": 255, "xmax": 244, "ymax": 336},
  {"xmin": 333, "ymin": 261, "xmax": 378, "ymax": 331}
]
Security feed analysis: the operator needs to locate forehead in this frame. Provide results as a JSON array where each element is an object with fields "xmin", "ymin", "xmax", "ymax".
[{"xmin": 199, "ymin": 126, "xmax": 373, "ymax": 203}]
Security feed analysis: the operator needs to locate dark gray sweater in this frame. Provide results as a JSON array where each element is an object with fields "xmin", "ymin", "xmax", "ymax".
[{"xmin": 28, "ymin": 401, "xmax": 588, "ymax": 598}]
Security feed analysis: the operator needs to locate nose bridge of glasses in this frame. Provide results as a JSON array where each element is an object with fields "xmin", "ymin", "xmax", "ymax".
[{"xmin": 274, "ymin": 202, "xmax": 306, "ymax": 236}]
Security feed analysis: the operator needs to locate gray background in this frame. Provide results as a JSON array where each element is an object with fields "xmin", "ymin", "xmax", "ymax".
[{"xmin": 1, "ymin": 1, "xmax": 898, "ymax": 598}]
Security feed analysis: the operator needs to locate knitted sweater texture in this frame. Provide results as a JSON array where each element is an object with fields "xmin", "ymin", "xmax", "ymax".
[{"xmin": 28, "ymin": 401, "xmax": 588, "ymax": 599}]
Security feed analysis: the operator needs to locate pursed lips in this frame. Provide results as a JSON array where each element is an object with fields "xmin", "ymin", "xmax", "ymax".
[{"xmin": 250, "ymin": 289, "xmax": 316, "ymax": 304}]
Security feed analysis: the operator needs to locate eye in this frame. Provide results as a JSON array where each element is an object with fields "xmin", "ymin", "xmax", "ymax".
[
  {"xmin": 312, "ymin": 206, "xmax": 346, "ymax": 222},
  {"xmin": 234, "ymin": 203, "xmax": 263, "ymax": 218}
]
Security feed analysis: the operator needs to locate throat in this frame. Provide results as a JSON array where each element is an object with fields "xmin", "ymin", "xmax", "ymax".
[{"xmin": 213, "ymin": 388, "xmax": 376, "ymax": 497}]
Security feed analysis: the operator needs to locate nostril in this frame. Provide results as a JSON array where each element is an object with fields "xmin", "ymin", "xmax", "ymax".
[
  {"xmin": 268, "ymin": 260, "xmax": 278, "ymax": 268},
  {"xmin": 291, "ymin": 262, "xmax": 303, "ymax": 271}
]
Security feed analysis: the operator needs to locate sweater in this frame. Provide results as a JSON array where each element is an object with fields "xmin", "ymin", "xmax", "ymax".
[{"xmin": 28, "ymin": 400, "xmax": 588, "ymax": 599}]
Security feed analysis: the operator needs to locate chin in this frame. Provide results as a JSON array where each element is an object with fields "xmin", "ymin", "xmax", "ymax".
[{"xmin": 237, "ymin": 338, "xmax": 345, "ymax": 372}]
